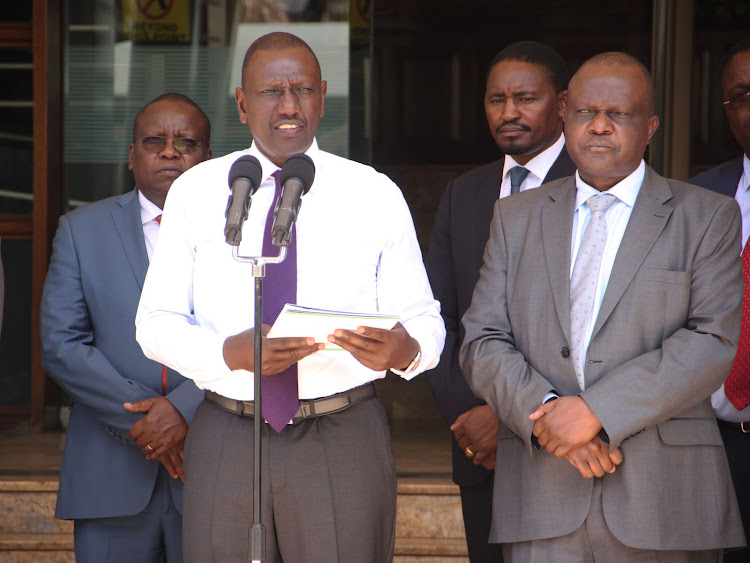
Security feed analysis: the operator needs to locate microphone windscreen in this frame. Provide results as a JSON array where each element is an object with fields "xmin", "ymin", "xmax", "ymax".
[
  {"xmin": 279, "ymin": 153, "xmax": 316, "ymax": 194},
  {"xmin": 228, "ymin": 155, "xmax": 263, "ymax": 192}
]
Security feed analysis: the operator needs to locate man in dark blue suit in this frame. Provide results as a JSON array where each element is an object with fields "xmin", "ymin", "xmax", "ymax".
[
  {"xmin": 426, "ymin": 41, "xmax": 576, "ymax": 562},
  {"xmin": 41, "ymin": 93, "xmax": 211, "ymax": 562},
  {"xmin": 689, "ymin": 37, "xmax": 750, "ymax": 563}
]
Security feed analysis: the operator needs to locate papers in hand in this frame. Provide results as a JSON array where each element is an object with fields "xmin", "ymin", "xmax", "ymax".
[{"xmin": 266, "ymin": 304, "xmax": 399, "ymax": 350}]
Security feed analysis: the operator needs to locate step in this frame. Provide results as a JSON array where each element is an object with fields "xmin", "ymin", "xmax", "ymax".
[
  {"xmin": 0, "ymin": 478, "xmax": 71, "ymax": 535},
  {"xmin": 396, "ymin": 478, "xmax": 466, "ymax": 541},
  {"xmin": 394, "ymin": 538, "xmax": 469, "ymax": 562},
  {"xmin": 0, "ymin": 475, "xmax": 468, "ymax": 560},
  {"xmin": 0, "ymin": 532, "xmax": 74, "ymax": 551}
]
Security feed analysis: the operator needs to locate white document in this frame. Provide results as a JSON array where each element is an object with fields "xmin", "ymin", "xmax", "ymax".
[{"xmin": 267, "ymin": 304, "xmax": 399, "ymax": 350}]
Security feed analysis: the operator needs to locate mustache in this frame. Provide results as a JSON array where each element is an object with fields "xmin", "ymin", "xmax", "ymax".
[{"xmin": 495, "ymin": 122, "xmax": 531, "ymax": 134}]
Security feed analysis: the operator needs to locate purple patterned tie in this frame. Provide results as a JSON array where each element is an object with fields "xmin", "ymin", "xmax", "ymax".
[{"xmin": 261, "ymin": 171, "xmax": 299, "ymax": 432}]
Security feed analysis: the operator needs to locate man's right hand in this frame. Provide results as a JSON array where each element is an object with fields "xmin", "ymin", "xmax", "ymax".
[
  {"xmin": 450, "ymin": 405, "xmax": 500, "ymax": 469},
  {"xmin": 222, "ymin": 324, "xmax": 323, "ymax": 374},
  {"xmin": 158, "ymin": 442, "xmax": 185, "ymax": 482}
]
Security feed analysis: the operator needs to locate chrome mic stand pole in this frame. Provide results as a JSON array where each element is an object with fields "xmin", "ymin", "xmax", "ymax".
[{"xmin": 232, "ymin": 245, "xmax": 287, "ymax": 563}]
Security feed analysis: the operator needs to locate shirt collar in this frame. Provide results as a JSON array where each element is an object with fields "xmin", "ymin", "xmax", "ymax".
[
  {"xmin": 503, "ymin": 132, "xmax": 565, "ymax": 182},
  {"xmin": 138, "ymin": 189, "xmax": 163, "ymax": 225},
  {"xmin": 248, "ymin": 138, "xmax": 320, "ymax": 185},
  {"xmin": 574, "ymin": 160, "xmax": 645, "ymax": 211}
]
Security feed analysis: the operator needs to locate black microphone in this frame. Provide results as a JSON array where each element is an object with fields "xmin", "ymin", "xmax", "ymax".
[
  {"xmin": 224, "ymin": 155, "xmax": 263, "ymax": 246},
  {"xmin": 271, "ymin": 154, "xmax": 316, "ymax": 247}
]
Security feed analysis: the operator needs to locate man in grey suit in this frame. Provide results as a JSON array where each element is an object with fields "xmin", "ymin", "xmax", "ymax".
[
  {"xmin": 460, "ymin": 52, "xmax": 745, "ymax": 561},
  {"xmin": 41, "ymin": 93, "xmax": 211, "ymax": 562},
  {"xmin": 427, "ymin": 41, "xmax": 575, "ymax": 562}
]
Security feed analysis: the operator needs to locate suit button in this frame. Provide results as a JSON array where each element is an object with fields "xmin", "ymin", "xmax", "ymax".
[{"xmin": 561, "ymin": 346, "xmax": 570, "ymax": 358}]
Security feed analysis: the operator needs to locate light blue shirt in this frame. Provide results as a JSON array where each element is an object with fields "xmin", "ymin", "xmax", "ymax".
[{"xmin": 542, "ymin": 161, "xmax": 643, "ymax": 401}]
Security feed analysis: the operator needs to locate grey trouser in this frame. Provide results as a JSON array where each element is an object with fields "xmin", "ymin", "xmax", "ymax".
[{"xmin": 183, "ymin": 391, "xmax": 397, "ymax": 562}]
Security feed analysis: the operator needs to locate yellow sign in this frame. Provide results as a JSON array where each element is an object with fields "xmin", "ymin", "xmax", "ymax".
[
  {"xmin": 119, "ymin": 0, "xmax": 191, "ymax": 45},
  {"xmin": 350, "ymin": 0, "xmax": 371, "ymax": 46}
]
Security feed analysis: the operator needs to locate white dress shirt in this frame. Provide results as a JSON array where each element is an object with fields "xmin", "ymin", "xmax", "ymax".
[
  {"xmin": 569, "ymin": 161, "xmax": 644, "ymax": 389},
  {"xmin": 136, "ymin": 140, "xmax": 445, "ymax": 401},
  {"xmin": 138, "ymin": 191, "xmax": 162, "ymax": 261},
  {"xmin": 499, "ymin": 133, "xmax": 566, "ymax": 198},
  {"xmin": 712, "ymin": 153, "xmax": 750, "ymax": 422}
]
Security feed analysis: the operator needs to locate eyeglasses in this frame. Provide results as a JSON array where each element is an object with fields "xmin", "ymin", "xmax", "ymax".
[
  {"xmin": 723, "ymin": 90, "xmax": 750, "ymax": 111},
  {"xmin": 134, "ymin": 136, "xmax": 206, "ymax": 154}
]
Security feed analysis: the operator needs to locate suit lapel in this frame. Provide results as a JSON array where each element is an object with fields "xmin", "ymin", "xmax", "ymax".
[
  {"xmin": 541, "ymin": 178, "xmax": 577, "ymax": 341},
  {"xmin": 591, "ymin": 168, "xmax": 673, "ymax": 340},
  {"xmin": 112, "ymin": 189, "xmax": 149, "ymax": 289},
  {"xmin": 716, "ymin": 157, "xmax": 744, "ymax": 197}
]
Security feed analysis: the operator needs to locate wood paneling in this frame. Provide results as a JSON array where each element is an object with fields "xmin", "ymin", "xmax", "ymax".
[
  {"xmin": 0, "ymin": 23, "xmax": 32, "ymax": 49},
  {"xmin": 0, "ymin": 216, "xmax": 32, "ymax": 239},
  {"xmin": 31, "ymin": 0, "xmax": 63, "ymax": 429}
]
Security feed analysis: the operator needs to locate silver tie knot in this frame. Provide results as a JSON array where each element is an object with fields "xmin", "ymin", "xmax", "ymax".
[{"xmin": 587, "ymin": 193, "xmax": 617, "ymax": 214}]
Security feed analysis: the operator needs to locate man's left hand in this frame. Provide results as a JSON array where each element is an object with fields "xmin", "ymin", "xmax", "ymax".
[
  {"xmin": 124, "ymin": 397, "xmax": 189, "ymax": 460},
  {"xmin": 529, "ymin": 396, "xmax": 602, "ymax": 458},
  {"xmin": 327, "ymin": 322, "xmax": 419, "ymax": 372}
]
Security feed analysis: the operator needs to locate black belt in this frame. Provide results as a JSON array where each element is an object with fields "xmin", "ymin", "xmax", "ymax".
[
  {"xmin": 718, "ymin": 419, "xmax": 750, "ymax": 434},
  {"xmin": 205, "ymin": 383, "xmax": 376, "ymax": 423}
]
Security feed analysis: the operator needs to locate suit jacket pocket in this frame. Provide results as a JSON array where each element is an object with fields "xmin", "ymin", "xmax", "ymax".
[
  {"xmin": 656, "ymin": 417, "xmax": 723, "ymax": 446},
  {"xmin": 641, "ymin": 268, "xmax": 691, "ymax": 343},
  {"xmin": 644, "ymin": 268, "xmax": 690, "ymax": 285}
]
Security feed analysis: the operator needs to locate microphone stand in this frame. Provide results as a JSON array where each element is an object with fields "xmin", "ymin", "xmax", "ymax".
[{"xmin": 232, "ymin": 244, "xmax": 287, "ymax": 563}]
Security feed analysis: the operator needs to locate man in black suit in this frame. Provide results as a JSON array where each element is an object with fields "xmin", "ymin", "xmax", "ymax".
[
  {"xmin": 426, "ymin": 41, "xmax": 576, "ymax": 561},
  {"xmin": 689, "ymin": 37, "xmax": 750, "ymax": 563}
]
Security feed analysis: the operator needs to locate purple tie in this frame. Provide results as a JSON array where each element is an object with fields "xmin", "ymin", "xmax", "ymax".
[{"xmin": 261, "ymin": 171, "xmax": 300, "ymax": 432}]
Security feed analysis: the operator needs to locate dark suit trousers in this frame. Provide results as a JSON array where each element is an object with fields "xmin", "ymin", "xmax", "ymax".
[
  {"xmin": 182, "ymin": 393, "xmax": 397, "ymax": 563},
  {"xmin": 460, "ymin": 472, "xmax": 503, "ymax": 562},
  {"xmin": 73, "ymin": 465, "xmax": 182, "ymax": 562},
  {"xmin": 719, "ymin": 420, "xmax": 750, "ymax": 562}
]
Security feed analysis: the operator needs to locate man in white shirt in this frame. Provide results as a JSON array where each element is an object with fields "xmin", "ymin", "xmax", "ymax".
[
  {"xmin": 41, "ymin": 93, "xmax": 211, "ymax": 562},
  {"xmin": 136, "ymin": 32, "xmax": 445, "ymax": 562},
  {"xmin": 426, "ymin": 41, "xmax": 575, "ymax": 562},
  {"xmin": 460, "ymin": 52, "xmax": 744, "ymax": 561},
  {"xmin": 689, "ymin": 37, "xmax": 750, "ymax": 563}
]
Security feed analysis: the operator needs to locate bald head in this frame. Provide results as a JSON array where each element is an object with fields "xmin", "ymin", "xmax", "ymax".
[
  {"xmin": 563, "ymin": 52, "xmax": 659, "ymax": 191},
  {"xmin": 571, "ymin": 52, "xmax": 656, "ymax": 116}
]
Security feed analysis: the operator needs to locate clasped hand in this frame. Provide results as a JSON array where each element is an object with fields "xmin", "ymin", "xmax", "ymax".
[
  {"xmin": 123, "ymin": 397, "xmax": 188, "ymax": 482},
  {"xmin": 529, "ymin": 396, "xmax": 623, "ymax": 478},
  {"xmin": 451, "ymin": 405, "xmax": 499, "ymax": 470}
]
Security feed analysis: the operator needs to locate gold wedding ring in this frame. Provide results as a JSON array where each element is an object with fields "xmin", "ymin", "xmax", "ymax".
[
  {"xmin": 146, "ymin": 444, "xmax": 154, "ymax": 452},
  {"xmin": 464, "ymin": 446, "xmax": 475, "ymax": 459}
]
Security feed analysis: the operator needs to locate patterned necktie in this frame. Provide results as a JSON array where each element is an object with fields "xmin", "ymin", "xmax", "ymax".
[
  {"xmin": 725, "ymin": 240, "xmax": 750, "ymax": 410},
  {"xmin": 569, "ymin": 193, "xmax": 616, "ymax": 390},
  {"xmin": 509, "ymin": 166, "xmax": 530, "ymax": 195},
  {"xmin": 261, "ymin": 172, "xmax": 300, "ymax": 432}
]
